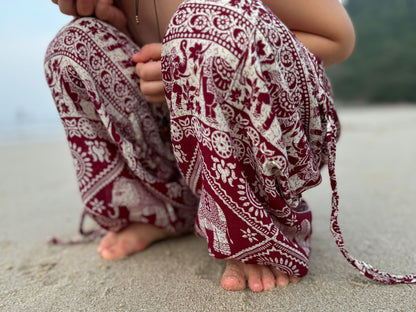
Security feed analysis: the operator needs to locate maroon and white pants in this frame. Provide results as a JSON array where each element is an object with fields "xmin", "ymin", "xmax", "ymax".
[{"xmin": 45, "ymin": 0, "xmax": 415, "ymax": 283}]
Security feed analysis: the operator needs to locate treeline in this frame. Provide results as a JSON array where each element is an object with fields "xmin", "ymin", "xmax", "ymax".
[{"xmin": 326, "ymin": 0, "xmax": 416, "ymax": 103}]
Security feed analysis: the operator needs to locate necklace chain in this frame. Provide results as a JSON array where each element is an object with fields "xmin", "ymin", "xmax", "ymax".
[{"xmin": 135, "ymin": 0, "xmax": 162, "ymax": 42}]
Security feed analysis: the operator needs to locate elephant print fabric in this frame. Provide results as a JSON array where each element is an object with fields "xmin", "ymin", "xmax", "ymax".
[
  {"xmin": 162, "ymin": 0, "xmax": 416, "ymax": 283},
  {"xmin": 161, "ymin": 0, "xmax": 335, "ymax": 278},
  {"xmin": 44, "ymin": 17, "xmax": 199, "ymax": 236}
]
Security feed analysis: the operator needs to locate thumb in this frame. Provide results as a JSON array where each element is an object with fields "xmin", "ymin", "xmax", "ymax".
[{"xmin": 132, "ymin": 43, "xmax": 163, "ymax": 63}]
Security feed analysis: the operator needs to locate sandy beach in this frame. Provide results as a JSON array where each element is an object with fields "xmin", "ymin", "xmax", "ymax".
[{"xmin": 1, "ymin": 105, "xmax": 416, "ymax": 311}]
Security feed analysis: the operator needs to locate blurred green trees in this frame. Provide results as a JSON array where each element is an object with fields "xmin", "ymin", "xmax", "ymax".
[{"xmin": 327, "ymin": 0, "xmax": 416, "ymax": 102}]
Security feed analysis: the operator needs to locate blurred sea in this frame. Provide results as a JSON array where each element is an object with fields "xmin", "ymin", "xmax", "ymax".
[
  {"xmin": 0, "ymin": 118, "xmax": 64, "ymax": 147},
  {"xmin": 0, "ymin": 60, "xmax": 66, "ymax": 146},
  {"xmin": 0, "ymin": 2, "xmax": 71, "ymax": 146}
]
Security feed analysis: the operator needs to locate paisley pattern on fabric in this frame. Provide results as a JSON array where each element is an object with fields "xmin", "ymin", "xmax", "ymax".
[
  {"xmin": 162, "ymin": 0, "xmax": 334, "ymax": 277},
  {"xmin": 44, "ymin": 17, "xmax": 198, "ymax": 235}
]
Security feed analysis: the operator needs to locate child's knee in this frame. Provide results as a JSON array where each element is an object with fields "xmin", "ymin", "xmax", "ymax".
[{"xmin": 45, "ymin": 17, "xmax": 137, "ymax": 69}]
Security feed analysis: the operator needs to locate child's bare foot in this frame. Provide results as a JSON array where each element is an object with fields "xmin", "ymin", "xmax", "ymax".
[
  {"xmin": 97, "ymin": 223, "xmax": 169, "ymax": 260},
  {"xmin": 221, "ymin": 259, "xmax": 300, "ymax": 292}
]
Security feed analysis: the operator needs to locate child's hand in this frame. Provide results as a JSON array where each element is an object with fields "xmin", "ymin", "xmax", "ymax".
[
  {"xmin": 51, "ymin": 0, "xmax": 128, "ymax": 36},
  {"xmin": 132, "ymin": 44, "xmax": 166, "ymax": 104}
]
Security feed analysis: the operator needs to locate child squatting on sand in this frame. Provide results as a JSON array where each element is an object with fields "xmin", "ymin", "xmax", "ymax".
[{"xmin": 47, "ymin": 0, "xmax": 415, "ymax": 291}]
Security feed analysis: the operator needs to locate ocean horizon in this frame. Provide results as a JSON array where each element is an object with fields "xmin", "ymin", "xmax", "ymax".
[
  {"xmin": 0, "ymin": 2, "xmax": 71, "ymax": 146},
  {"xmin": 0, "ymin": 117, "xmax": 65, "ymax": 146}
]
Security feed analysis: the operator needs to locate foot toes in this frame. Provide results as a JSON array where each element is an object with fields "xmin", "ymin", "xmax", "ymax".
[
  {"xmin": 261, "ymin": 267, "xmax": 276, "ymax": 291},
  {"xmin": 99, "ymin": 246, "xmax": 127, "ymax": 260},
  {"xmin": 247, "ymin": 274, "xmax": 263, "ymax": 292},
  {"xmin": 221, "ymin": 275, "xmax": 246, "ymax": 291},
  {"xmin": 96, "ymin": 223, "xmax": 168, "ymax": 261},
  {"xmin": 221, "ymin": 260, "xmax": 301, "ymax": 292},
  {"xmin": 247, "ymin": 264, "xmax": 268, "ymax": 292},
  {"xmin": 97, "ymin": 233, "xmax": 115, "ymax": 253},
  {"xmin": 221, "ymin": 260, "xmax": 246, "ymax": 291},
  {"xmin": 97, "ymin": 234, "xmax": 119, "ymax": 259},
  {"xmin": 274, "ymin": 270, "xmax": 290, "ymax": 287},
  {"xmin": 289, "ymin": 276, "xmax": 300, "ymax": 284}
]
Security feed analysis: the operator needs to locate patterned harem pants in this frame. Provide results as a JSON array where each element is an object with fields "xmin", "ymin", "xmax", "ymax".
[
  {"xmin": 45, "ymin": 0, "xmax": 336, "ymax": 279},
  {"xmin": 161, "ymin": 0, "xmax": 338, "ymax": 277}
]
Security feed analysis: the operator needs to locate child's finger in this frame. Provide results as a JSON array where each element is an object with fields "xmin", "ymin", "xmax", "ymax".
[
  {"xmin": 132, "ymin": 43, "xmax": 163, "ymax": 63},
  {"xmin": 96, "ymin": 0, "xmax": 128, "ymax": 32},
  {"xmin": 58, "ymin": 0, "xmax": 78, "ymax": 15},
  {"xmin": 140, "ymin": 80, "xmax": 165, "ymax": 97},
  {"xmin": 135, "ymin": 61, "xmax": 162, "ymax": 81},
  {"xmin": 143, "ymin": 94, "xmax": 167, "ymax": 104},
  {"xmin": 76, "ymin": 0, "xmax": 95, "ymax": 16}
]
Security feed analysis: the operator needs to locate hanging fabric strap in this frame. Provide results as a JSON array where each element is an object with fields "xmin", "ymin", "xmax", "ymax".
[{"xmin": 325, "ymin": 111, "xmax": 416, "ymax": 284}]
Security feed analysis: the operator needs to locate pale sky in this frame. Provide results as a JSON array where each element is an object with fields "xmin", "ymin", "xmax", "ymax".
[{"xmin": 0, "ymin": 1, "xmax": 71, "ymax": 128}]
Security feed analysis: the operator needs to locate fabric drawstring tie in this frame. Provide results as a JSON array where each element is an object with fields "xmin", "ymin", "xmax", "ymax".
[
  {"xmin": 47, "ymin": 211, "xmax": 106, "ymax": 245},
  {"xmin": 326, "ymin": 111, "xmax": 416, "ymax": 284}
]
